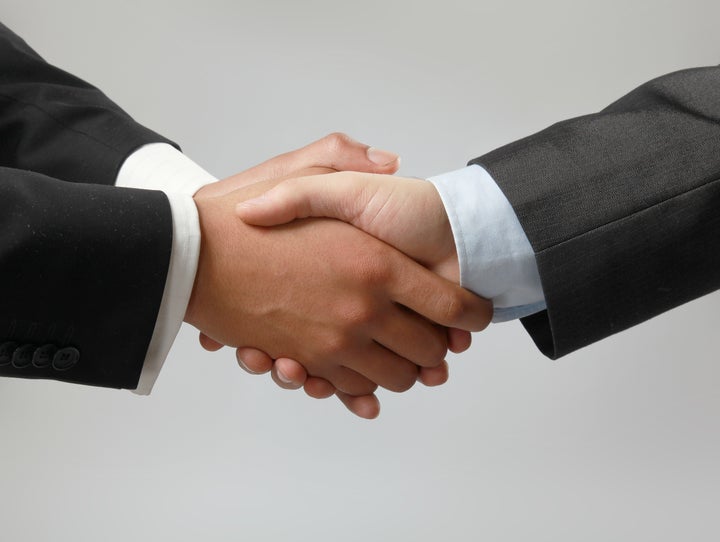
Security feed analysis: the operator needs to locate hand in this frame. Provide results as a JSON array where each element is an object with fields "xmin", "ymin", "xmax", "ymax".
[
  {"xmin": 187, "ymin": 179, "xmax": 491, "ymax": 398},
  {"xmin": 237, "ymin": 172, "xmax": 459, "ymax": 280},
  {"xmin": 194, "ymin": 132, "xmax": 401, "ymax": 199},
  {"xmin": 194, "ymin": 133, "xmax": 403, "ymax": 416},
  {"xmin": 235, "ymin": 171, "xmax": 485, "ymax": 410}
]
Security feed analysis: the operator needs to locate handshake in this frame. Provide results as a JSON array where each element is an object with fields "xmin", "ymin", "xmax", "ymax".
[{"xmin": 184, "ymin": 134, "xmax": 492, "ymax": 418}]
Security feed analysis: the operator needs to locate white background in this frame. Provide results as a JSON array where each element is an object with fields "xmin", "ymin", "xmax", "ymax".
[{"xmin": 1, "ymin": 1, "xmax": 719, "ymax": 540}]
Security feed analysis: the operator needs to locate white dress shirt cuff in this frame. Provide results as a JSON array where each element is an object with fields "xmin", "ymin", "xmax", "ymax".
[
  {"xmin": 117, "ymin": 142, "xmax": 216, "ymax": 195},
  {"xmin": 428, "ymin": 164, "xmax": 546, "ymax": 322},
  {"xmin": 116, "ymin": 143, "xmax": 217, "ymax": 394}
]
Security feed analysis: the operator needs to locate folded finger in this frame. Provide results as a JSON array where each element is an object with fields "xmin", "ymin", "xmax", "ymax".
[
  {"xmin": 372, "ymin": 305, "xmax": 448, "ymax": 368},
  {"xmin": 236, "ymin": 347, "xmax": 273, "ymax": 375},
  {"xmin": 335, "ymin": 391, "xmax": 381, "ymax": 419}
]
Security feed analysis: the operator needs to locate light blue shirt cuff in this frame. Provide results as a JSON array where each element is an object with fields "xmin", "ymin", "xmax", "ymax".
[{"xmin": 428, "ymin": 164, "xmax": 546, "ymax": 322}]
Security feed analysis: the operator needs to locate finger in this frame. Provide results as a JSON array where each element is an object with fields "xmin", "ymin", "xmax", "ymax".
[
  {"xmin": 303, "ymin": 377, "xmax": 336, "ymax": 399},
  {"xmin": 389, "ymin": 258, "xmax": 493, "ymax": 332},
  {"xmin": 329, "ymin": 366, "xmax": 381, "ymax": 396},
  {"xmin": 236, "ymin": 347, "xmax": 273, "ymax": 375},
  {"xmin": 199, "ymin": 332, "xmax": 224, "ymax": 351},
  {"xmin": 197, "ymin": 166, "xmax": 335, "ymax": 199},
  {"xmin": 283, "ymin": 133, "xmax": 400, "ymax": 175},
  {"xmin": 228, "ymin": 133, "xmax": 399, "ymax": 189},
  {"xmin": 372, "ymin": 305, "xmax": 448, "ymax": 368},
  {"xmin": 418, "ymin": 361, "xmax": 449, "ymax": 387},
  {"xmin": 236, "ymin": 172, "xmax": 369, "ymax": 227},
  {"xmin": 266, "ymin": 359, "xmax": 377, "ymax": 397},
  {"xmin": 270, "ymin": 357, "xmax": 307, "ymax": 390},
  {"xmin": 447, "ymin": 328, "xmax": 472, "ymax": 353},
  {"xmin": 343, "ymin": 343, "xmax": 419, "ymax": 393},
  {"xmin": 335, "ymin": 391, "xmax": 381, "ymax": 419}
]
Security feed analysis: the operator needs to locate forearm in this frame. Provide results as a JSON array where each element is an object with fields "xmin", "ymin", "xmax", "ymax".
[
  {"xmin": 0, "ymin": 22, "xmax": 174, "ymax": 184},
  {"xmin": 117, "ymin": 143, "xmax": 216, "ymax": 394},
  {"xmin": 473, "ymin": 65, "xmax": 720, "ymax": 357},
  {"xmin": 0, "ymin": 168, "xmax": 172, "ymax": 388}
]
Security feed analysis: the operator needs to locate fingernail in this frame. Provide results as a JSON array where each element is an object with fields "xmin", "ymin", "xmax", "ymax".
[
  {"xmin": 237, "ymin": 355, "xmax": 260, "ymax": 375},
  {"xmin": 367, "ymin": 147, "xmax": 400, "ymax": 166},
  {"xmin": 276, "ymin": 368, "xmax": 293, "ymax": 385}
]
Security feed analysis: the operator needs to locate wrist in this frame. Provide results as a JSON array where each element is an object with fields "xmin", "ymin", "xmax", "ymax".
[
  {"xmin": 184, "ymin": 195, "xmax": 210, "ymax": 327},
  {"xmin": 419, "ymin": 179, "xmax": 460, "ymax": 283},
  {"xmin": 183, "ymin": 191, "xmax": 251, "ymax": 344}
]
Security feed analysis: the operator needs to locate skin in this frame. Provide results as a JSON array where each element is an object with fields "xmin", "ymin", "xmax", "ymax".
[
  {"xmin": 237, "ymin": 172, "xmax": 460, "ymax": 281},
  {"xmin": 187, "ymin": 178, "xmax": 490, "ymax": 395},
  {"xmin": 191, "ymin": 134, "xmax": 487, "ymax": 418},
  {"xmin": 233, "ymin": 170, "xmax": 486, "ymax": 415}
]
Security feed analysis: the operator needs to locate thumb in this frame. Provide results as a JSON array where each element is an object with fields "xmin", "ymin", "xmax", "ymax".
[
  {"xmin": 233, "ymin": 133, "xmax": 399, "ymax": 187},
  {"xmin": 198, "ymin": 133, "xmax": 399, "ymax": 199},
  {"xmin": 235, "ymin": 172, "xmax": 371, "ymax": 227}
]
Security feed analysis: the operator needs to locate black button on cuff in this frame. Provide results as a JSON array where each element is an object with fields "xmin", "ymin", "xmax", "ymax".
[
  {"xmin": 33, "ymin": 344, "xmax": 58, "ymax": 369},
  {"xmin": 52, "ymin": 347, "xmax": 80, "ymax": 371},
  {"xmin": 0, "ymin": 342, "xmax": 18, "ymax": 367},
  {"xmin": 12, "ymin": 344, "xmax": 35, "ymax": 369}
]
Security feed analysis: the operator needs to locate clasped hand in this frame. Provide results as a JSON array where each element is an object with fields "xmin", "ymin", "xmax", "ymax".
[{"xmin": 185, "ymin": 134, "xmax": 492, "ymax": 418}]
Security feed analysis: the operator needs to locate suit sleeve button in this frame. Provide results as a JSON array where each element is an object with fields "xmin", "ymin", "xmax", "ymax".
[
  {"xmin": 32, "ymin": 344, "xmax": 58, "ymax": 369},
  {"xmin": 53, "ymin": 347, "xmax": 80, "ymax": 371},
  {"xmin": 0, "ymin": 342, "xmax": 19, "ymax": 367},
  {"xmin": 12, "ymin": 344, "xmax": 35, "ymax": 369}
]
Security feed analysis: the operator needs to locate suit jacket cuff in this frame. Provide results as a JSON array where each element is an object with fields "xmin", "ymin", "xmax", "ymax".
[{"xmin": 116, "ymin": 145, "xmax": 215, "ymax": 393}]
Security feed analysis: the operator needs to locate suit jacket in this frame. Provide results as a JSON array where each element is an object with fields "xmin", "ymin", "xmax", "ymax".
[
  {"xmin": 473, "ymin": 66, "xmax": 720, "ymax": 359},
  {"xmin": 0, "ymin": 23, "xmax": 175, "ymax": 388}
]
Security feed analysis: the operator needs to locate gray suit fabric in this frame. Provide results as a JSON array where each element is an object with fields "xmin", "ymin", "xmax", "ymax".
[{"xmin": 474, "ymin": 67, "xmax": 720, "ymax": 358}]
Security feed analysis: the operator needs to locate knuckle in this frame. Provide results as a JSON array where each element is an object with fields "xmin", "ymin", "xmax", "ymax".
[
  {"xmin": 333, "ymin": 296, "xmax": 379, "ymax": 328},
  {"xmin": 321, "ymin": 331, "xmax": 354, "ymax": 359},
  {"xmin": 424, "ymin": 337, "xmax": 448, "ymax": 367},
  {"xmin": 356, "ymin": 255, "xmax": 393, "ymax": 287},
  {"xmin": 347, "ymin": 300, "xmax": 377, "ymax": 326},
  {"xmin": 441, "ymin": 291, "xmax": 467, "ymax": 324},
  {"xmin": 337, "ymin": 375, "xmax": 378, "ymax": 396},
  {"xmin": 323, "ymin": 132, "xmax": 352, "ymax": 153},
  {"xmin": 386, "ymin": 369, "xmax": 418, "ymax": 393}
]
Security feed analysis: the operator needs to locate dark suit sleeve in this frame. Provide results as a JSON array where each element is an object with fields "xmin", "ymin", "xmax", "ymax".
[
  {"xmin": 0, "ymin": 23, "xmax": 175, "ymax": 389},
  {"xmin": 0, "ymin": 170, "xmax": 172, "ymax": 389},
  {"xmin": 472, "ymin": 66, "xmax": 720, "ymax": 359},
  {"xmin": 0, "ymin": 21, "xmax": 175, "ymax": 184}
]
